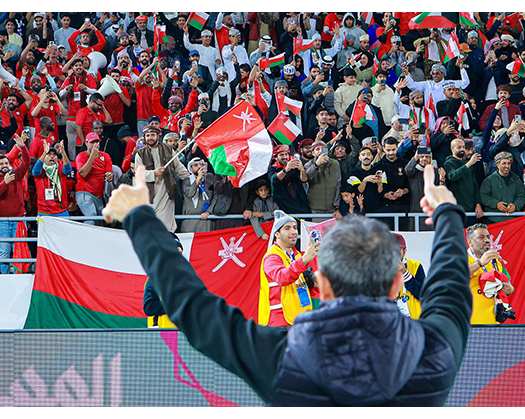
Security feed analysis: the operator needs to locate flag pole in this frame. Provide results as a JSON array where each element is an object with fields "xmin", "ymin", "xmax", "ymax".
[{"xmin": 163, "ymin": 138, "xmax": 197, "ymax": 169}]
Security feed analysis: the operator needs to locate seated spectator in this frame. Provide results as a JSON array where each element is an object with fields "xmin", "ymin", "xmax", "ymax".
[
  {"xmin": 338, "ymin": 183, "xmax": 364, "ymax": 217},
  {"xmin": 480, "ymin": 151, "xmax": 525, "ymax": 222},
  {"xmin": 31, "ymin": 141, "xmax": 72, "ymax": 216},
  {"xmin": 249, "ymin": 179, "xmax": 279, "ymax": 240}
]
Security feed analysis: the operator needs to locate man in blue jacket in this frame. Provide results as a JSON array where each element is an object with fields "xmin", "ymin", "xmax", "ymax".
[{"xmin": 103, "ymin": 163, "xmax": 471, "ymax": 406}]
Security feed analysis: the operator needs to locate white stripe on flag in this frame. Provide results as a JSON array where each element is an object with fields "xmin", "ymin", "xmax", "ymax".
[
  {"xmin": 37, "ymin": 217, "xmax": 194, "ymax": 274},
  {"xmin": 0, "ymin": 274, "xmax": 34, "ymax": 329},
  {"xmin": 284, "ymin": 119, "xmax": 301, "ymax": 136},
  {"xmin": 239, "ymin": 128, "xmax": 273, "ymax": 187}
]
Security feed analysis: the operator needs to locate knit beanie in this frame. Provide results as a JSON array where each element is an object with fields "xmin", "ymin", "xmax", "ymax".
[{"xmin": 268, "ymin": 210, "xmax": 296, "ymax": 249}]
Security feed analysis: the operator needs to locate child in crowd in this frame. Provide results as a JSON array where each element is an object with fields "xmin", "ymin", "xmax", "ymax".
[
  {"xmin": 339, "ymin": 183, "xmax": 365, "ymax": 216},
  {"xmin": 250, "ymin": 179, "xmax": 279, "ymax": 240}
]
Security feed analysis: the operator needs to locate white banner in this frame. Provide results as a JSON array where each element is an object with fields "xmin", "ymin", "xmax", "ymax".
[{"xmin": 0, "ymin": 274, "xmax": 34, "ymax": 330}]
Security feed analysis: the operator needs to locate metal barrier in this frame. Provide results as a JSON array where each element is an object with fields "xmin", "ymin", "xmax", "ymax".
[{"xmin": 2, "ymin": 212, "xmax": 525, "ymax": 265}]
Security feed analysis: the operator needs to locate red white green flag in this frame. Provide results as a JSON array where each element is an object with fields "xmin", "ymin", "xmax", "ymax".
[
  {"xmin": 267, "ymin": 112, "xmax": 301, "ymax": 145},
  {"xmin": 153, "ymin": 16, "xmax": 167, "ymax": 56},
  {"xmin": 276, "ymin": 92, "xmax": 302, "ymax": 117},
  {"xmin": 187, "ymin": 12, "xmax": 209, "ymax": 30},
  {"xmin": 196, "ymin": 100, "xmax": 272, "ymax": 188},
  {"xmin": 444, "ymin": 31, "xmax": 461, "ymax": 64},
  {"xmin": 506, "ymin": 59, "xmax": 525, "ymax": 78},
  {"xmin": 426, "ymin": 93, "xmax": 437, "ymax": 116},
  {"xmin": 350, "ymin": 100, "xmax": 374, "ymax": 127},
  {"xmin": 259, "ymin": 53, "xmax": 285, "ymax": 71},
  {"xmin": 408, "ymin": 12, "xmax": 458, "ymax": 29},
  {"xmin": 459, "ymin": 12, "xmax": 477, "ymax": 28},
  {"xmin": 293, "ymin": 37, "xmax": 315, "ymax": 56},
  {"xmin": 456, "ymin": 102, "xmax": 470, "ymax": 131}
]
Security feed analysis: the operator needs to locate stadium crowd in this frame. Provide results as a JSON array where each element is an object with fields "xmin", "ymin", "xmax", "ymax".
[{"xmin": 2, "ymin": 11, "xmax": 525, "ymax": 271}]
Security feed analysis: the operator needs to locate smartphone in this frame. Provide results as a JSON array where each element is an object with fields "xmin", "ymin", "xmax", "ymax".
[{"xmin": 514, "ymin": 115, "xmax": 522, "ymax": 123}]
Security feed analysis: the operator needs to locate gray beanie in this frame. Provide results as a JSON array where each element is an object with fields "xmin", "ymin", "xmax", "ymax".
[{"xmin": 268, "ymin": 210, "xmax": 296, "ymax": 248}]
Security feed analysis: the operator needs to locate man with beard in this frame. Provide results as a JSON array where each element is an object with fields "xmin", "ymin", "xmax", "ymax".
[
  {"xmin": 16, "ymin": 48, "xmax": 38, "ymax": 90},
  {"xmin": 347, "ymin": 146, "xmax": 384, "ymax": 213},
  {"xmin": 221, "ymin": 28, "xmax": 249, "ymax": 81},
  {"xmin": 0, "ymin": 93, "xmax": 32, "ymax": 136},
  {"xmin": 444, "ymin": 139, "xmax": 484, "ymax": 221},
  {"xmin": 194, "ymin": 93, "xmax": 218, "ymax": 129},
  {"xmin": 75, "ymin": 132, "xmax": 113, "ymax": 224},
  {"xmin": 59, "ymin": 57, "xmax": 98, "ymax": 159},
  {"xmin": 75, "ymin": 93, "xmax": 112, "ymax": 151},
  {"xmin": 436, "ymin": 82, "xmax": 462, "ymax": 119},
  {"xmin": 129, "ymin": 15, "xmax": 153, "ymax": 50},
  {"xmin": 481, "ymin": 151, "xmax": 525, "ymax": 222},
  {"xmin": 135, "ymin": 58, "xmax": 159, "ymax": 135},
  {"xmin": 29, "ymin": 116, "xmax": 58, "ymax": 160},
  {"xmin": 403, "ymin": 63, "xmax": 470, "ymax": 104},
  {"xmin": 269, "ymin": 145, "xmax": 310, "ymax": 214},
  {"xmin": 297, "ymin": 138, "xmax": 314, "ymax": 166},
  {"xmin": 345, "ymin": 87, "xmax": 387, "ymax": 141},
  {"xmin": 67, "ymin": 20, "xmax": 106, "ymax": 56},
  {"xmin": 132, "ymin": 50, "xmax": 153, "ymax": 80},
  {"xmin": 160, "ymin": 77, "xmax": 199, "ymax": 133},
  {"xmin": 0, "ymin": 134, "xmax": 29, "ymax": 274},
  {"xmin": 135, "ymin": 124, "xmax": 189, "ymax": 233},
  {"xmin": 377, "ymin": 137, "xmax": 409, "ymax": 213},
  {"xmin": 299, "ymin": 31, "xmax": 343, "ymax": 75},
  {"xmin": 308, "ymin": 107, "xmax": 337, "ymax": 142}
]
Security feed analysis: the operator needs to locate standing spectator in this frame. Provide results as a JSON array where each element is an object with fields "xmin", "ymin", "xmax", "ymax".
[
  {"xmin": 444, "ymin": 139, "xmax": 484, "ymax": 221},
  {"xmin": 377, "ymin": 137, "xmax": 409, "ymax": 213},
  {"xmin": 304, "ymin": 140, "xmax": 341, "ymax": 216},
  {"xmin": 103, "ymin": 68, "xmax": 132, "ymax": 139},
  {"xmin": 30, "ymin": 88, "xmax": 65, "ymax": 140},
  {"xmin": 53, "ymin": 13, "xmax": 76, "ymax": 53},
  {"xmin": 334, "ymin": 68, "xmax": 361, "ymax": 122},
  {"xmin": 347, "ymin": 147, "xmax": 383, "ymax": 213},
  {"xmin": 32, "ymin": 141, "xmax": 71, "ymax": 216},
  {"xmin": 249, "ymin": 178, "xmax": 279, "ymax": 240},
  {"xmin": 269, "ymin": 145, "xmax": 310, "ymax": 214},
  {"xmin": 183, "ymin": 26, "xmax": 220, "ymax": 80},
  {"xmin": 29, "ymin": 116, "xmax": 57, "ymax": 159},
  {"xmin": 75, "ymin": 132, "xmax": 113, "ymax": 224},
  {"xmin": 371, "ymin": 72, "xmax": 395, "ymax": 127},
  {"xmin": 67, "ymin": 20, "xmax": 106, "ymax": 56},
  {"xmin": 430, "ymin": 116, "xmax": 459, "ymax": 167},
  {"xmin": 0, "ymin": 134, "xmax": 29, "ymax": 274},
  {"xmin": 135, "ymin": 124, "xmax": 189, "ymax": 232},
  {"xmin": 75, "ymin": 93, "xmax": 112, "ymax": 150},
  {"xmin": 479, "ymin": 85, "xmax": 520, "ymax": 130},
  {"xmin": 480, "ymin": 151, "xmax": 525, "ymax": 222},
  {"xmin": 221, "ymin": 28, "xmax": 249, "ymax": 81}
]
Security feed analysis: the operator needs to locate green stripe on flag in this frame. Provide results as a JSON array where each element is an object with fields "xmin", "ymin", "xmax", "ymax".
[
  {"xmin": 269, "ymin": 58, "xmax": 285, "ymax": 68},
  {"xmin": 209, "ymin": 145, "xmax": 237, "ymax": 177},
  {"xmin": 189, "ymin": 20, "xmax": 204, "ymax": 30},
  {"xmin": 24, "ymin": 291, "xmax": 147, "ymax": 329},
  {"xmin": 415, "ymin": 12, "xmax": 430, "ymax": 24},
  {"xmin": 274, "ymin": 130, "xmax": 292, "ymax": 145}
]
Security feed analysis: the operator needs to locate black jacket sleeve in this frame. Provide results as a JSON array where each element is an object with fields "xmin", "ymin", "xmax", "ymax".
[
  {"xmin": 143, "ymin": 280, "xmax": 165, "ymax": 316},
  {"xmin": 419, "ymin": 203, "xmax": 471, "ymax": 367},
  {"xmin": 123, "ymin": 206, "xmax": 288, "ymax": 402}
]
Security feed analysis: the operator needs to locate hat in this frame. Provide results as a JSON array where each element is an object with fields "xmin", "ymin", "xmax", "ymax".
[
  {"xmin": 394, "ymin": 233, "xmax": 406, "ymax": 250},
  {"xmin": 116, "ymin": 125, "xmax": 134, "ymax": 139},
  {"xmin": 198, "ymin": 92, "xmax": 210, "ymax": 101},
  {"xmin": 229, "ymin": 28, "xmax": 240, "ymax": 37},
  {"xmin": 431, "ymin": 64, "xmax": 446, "ymax": 74},
  {"xmin": 442, "ymin": 80, "xmax": 456, "ymax": 90},
  {"xmin": 299, "ymin": 138, "xmax": 314, "ymax": 148},
  {"xmin": 312, "ymin": 33, "xmax": 322, "ymax": 41},
  {"xmin": 142, "ymin": 124, "xmax": 161, "ymax": 134},
  {"xmin": 274, "ymin": 80, "xmax": 288, "ymax": 89},
  {"xmin": 261, "ymin": 34, "xmax": 272, "ymax": 42},
  {"xmin": 417, "ymin": 145, "xmax": 431, "ymax": 155},
  {"xmin": 85, "ymin": 132, "xmax": 100, "ymax": 143},
  {"xmin": 311, "ymin": 139, "xmax": 326, "ymax": 149},
  {"xmin": 189, "ymin": 49, "xmax": 200, "ymax": 57},
  {"xmin": 34, "ymin": 12, "xmax": 45, "ymax": 19},
  {"xmin": 168, "ymin": 95, "xmax": 183, "ymax": 105},
  {"xmin": 467, "ymin": 30, "xmax": 478, "ymax": 39},
  {"xmin": 409, "ymin": 89, "xmax": 423, "ymax": 100},
  {"xmin": 273, "ymin": 144, "xmax": 290, "ymax": 156},
  {"xmin": 216, "ymin": 66, "xmax": 227, "ymax": 76},
  {"xmin": 268, "ymin": 210, "xmax": 297, "ymax": 248},
  {"xmin": 201, "ymin": 29, "xmax": 212, "ymax": 37},
  {"xmin": 321, "ymin": 55, "xmax": 334, "ymax": 66},
  {"xmin": 135, "ymin": 15, "xmax": 148, "ymax": 23},
  {"xmin": 148, "ymin": 115, "xmax": 161, "ymax": 123},
  {"xmin": 391, "ymin": 115, "xmax": 400, "ymax": 124},
  {"xmin": 311, "ymin": 84, "xmax": 324, "ymax": 95},
  {"xmin": 163, "ymin": 132, "xmax": 180, "ymax": 142},
  {"xmin": 343, "ymin": 67, "xmax": 357, "ymax": 77},
  {"xmin": 187, "ymin": 157, "xmax": 203, "ymax": 172},
  {"xmin": 359, "ymin": 34, "xmax": 369, "ymax": 42},
  {"xmin": 283, "ymin": 64, "xmax": 295, "ymax": 75},
  {"xmin": 57, "ymin": 44, "xmax": 66, "ymax": 50},
  {"xmin": 501, "ymin": 34, "xmax": 515, "ymax": 43}
]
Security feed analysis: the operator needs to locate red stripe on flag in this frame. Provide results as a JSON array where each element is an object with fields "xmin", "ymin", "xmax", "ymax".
[{"xmin": 34, "ymin": 247, "xmax": 147, "ymax": 317}]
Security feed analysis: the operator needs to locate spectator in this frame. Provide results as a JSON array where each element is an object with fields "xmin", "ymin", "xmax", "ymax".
[
  {"xmin": 377, "ymin": 137, "xmax": 409, "ymax": 213},
  {"xmin": 444, "ymin": 139, "xmax": 484, "ymax": 221},
  {"xmin": 0, "ymin": 135, "xmax": 29, "ymax": 274},
  {"xmin": 479, "ymin": 84, "xmax": 520, "ymax": 130},
  {"xmin": 75, "ymin": 132, "xmax": 112, "ymax": 224},
  {"xmin": 486, "ymin": 119, "xmax": 525, "ymax": 177},
  {"xmin": 67, "ymin": 20, "xmax": 106, "ymax": 56},
  {"xmin": 338, "ymin": 182, "xmax": 364, "ymax": 216},
  {"xmin": 74, "ymin": 92, "xmax": 112, "ymax": 152},
  {"xmin": 334, "ymin": 67, "xmax": 360, "ymax": 121},
  {"xmin": 347, "ymin": 146, "xmax": 384, "ymax": 213},
  {"xmin": 304, "ymin": 140, "xmax": 341, "ymax": 216},
  {"xmin": 480, "ymin": 151, "xmax": 525, "ymax": 222},
  {"xmin": 53, "ymin": 13, "xmax": 76, "ymax": 53},
  {"xmin": 371, "ymin": 72, "xmax": 395, "ymax": 127},
  {"xmin": 28, "ymin": 116, "xmax": 57, "ymax": 160},
  {"xmin": 345, "ymin": 87, "xmax": 388, "ymax": 140},
  {"xmin": 31, "ymin": 140, "xmax": 71, "ymax": 216},
  {"xmin": 180, "ymin": 157, "xmax": 213, "ymax": 233},
  {"xmin": 436, "ymin": 82, "xmax": 462, "ymax": 118},
  {"xmin": 249, "ymin": 178, "xmax": 279, "ymax": 240},
  {"xmin": 430, "ymin": 116, "xmax": 459, "ymax": 167},
  {"xmin": 135, "ymin": 124, "xmax": 189, "ymax": 232},
  {"xmin": 296, "ymin": 138, "xmax": 314, "ymax": 166}
]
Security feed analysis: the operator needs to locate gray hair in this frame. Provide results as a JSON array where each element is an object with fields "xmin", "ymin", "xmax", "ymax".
[
  {"xmin": 318, "ymin": 216, "xmax": 400, "ymax": 298},
  {"xmin": 494, "ymin": 151, "xmax": 513, "ymax": 163}
]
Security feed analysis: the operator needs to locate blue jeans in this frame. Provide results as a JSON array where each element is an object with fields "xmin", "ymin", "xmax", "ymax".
[
  {"xmin": 75, "ymin": 192, "xmax": 104, "ymax": 225},
  {"xmin": 0, "ymin": 220, "xmax": 18, "ymax": 274}
]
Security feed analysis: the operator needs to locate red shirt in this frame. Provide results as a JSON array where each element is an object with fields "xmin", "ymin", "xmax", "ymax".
[
  {"xmin": 75, "ymin": 151, "xmax": 112, "ymax": 198},
  {"xmin": 0, "ymin": 104, "xmax": 28, "ymax": 135},
  {"xmin": 29, "ymin": 132, "xmax": 58, "ymax": 159},
  {"xmin": 121, "ymin": 137, "xmax": 137, "ymax": 172},
  {"xmin": 104, "ymin": 86, "xmax": 130, "ymax": 125},
  {"xmin": 33, "ymin": 161, "xmax": 70, "ymax": 214},
  {"xmin": 322, "ymin": 13, "xmax": 341, "ymax": 43},
  {"xmin": 31, "ymin": 102, "xmax": 61, "ymax": 139},
  {"xmin": 61, "ymin": 72, "xmax": 98, "ymax": 120},
  {"xmin": 68, "ymin": 29, "xmax": 106, "ymax": 56},
  {"xmin": 135, "ymin": 82, "xmax": 153, "ymax": 120},
  {"xmin": 0, "ymin": 145, "xmax": 30, "ymax": 216},
  {"xmin": 215, "ymin": 25, "xmax": 230, "ymax": 56},
  {"xmin": 75, "ymin": 107, "xmax": 106, "ymax": 144}
]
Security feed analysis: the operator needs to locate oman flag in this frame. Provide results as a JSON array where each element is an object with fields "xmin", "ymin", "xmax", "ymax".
[
  {"xmin": 187, "ymin": 12, "xmax": 209, "ymax": 30},
  {"xmin": 259, "ymin": 53, "xmax": 285, "ymax": 71},
  {"xmin": 459, "ymin": 12, "xmax": 477, "ymax": 28},
  {"xmin": 268, "ymin": 112, "xmax": 301, "ymax": 145},
  {"xmin": 409, "ymin": 12, "xmax": 458, "ymax": 29},
  {"xmin": 350, "ymin": 100, "xmax": 374, "ymax": 127},
  {"xmin": 196, "ymin": 100, "xmax": 272, "ymax": 188},
  {"xmin": 293, "ymin": 37, "xmax": 315, "ymax": 56},
  {"xmin": 444, "ymin": 31, "xmax": 461, "ymax": 64},
  {"xmin": 276, "ymin": 92, "xmax": 302, "ymax": 117},
  {"xmin": 456, "ymin": 102, "xmax": 470, "ymax": 131},
  {"xmin": 506, "ymin": 59, "xmax": 525, "ymax": 78},
  {"xmin": 24, "ymin": 217, "xmax": 271, "ymax": 328}
]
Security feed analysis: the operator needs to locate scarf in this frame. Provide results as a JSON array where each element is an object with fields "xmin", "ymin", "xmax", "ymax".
[
  {"xmin": 43, "ymin": 163, "xmax": 62, "ymax": 203},
  {"xmin": 188, "ymin": 172, "xmax": 210, "ymax": 209}
]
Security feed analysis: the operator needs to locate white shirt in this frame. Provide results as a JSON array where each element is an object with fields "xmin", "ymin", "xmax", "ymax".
[
  {"xmin": 221, "ymin": 43, "xmax": 249, "ymax": 81},
  {"xmin": 183, "ymin": 33, "xmax": 220, "ymax": 81},
  {"xmin": 405, "ymin": 68, "xmax": 470, "ymax": 104}
]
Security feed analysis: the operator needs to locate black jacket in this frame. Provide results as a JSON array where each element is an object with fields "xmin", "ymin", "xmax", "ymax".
[{"xmin": 123, "ymin": 203, "xmax": 471, "ymax": 406}]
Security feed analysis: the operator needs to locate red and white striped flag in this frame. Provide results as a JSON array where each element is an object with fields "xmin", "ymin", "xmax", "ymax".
[
  {"xmin": 456, "ymin": 102, "xmax": 470, "ymax": 131},
  {"xmin": 443, "ymin": 31, "xmax": 461, "ymax": 63}
]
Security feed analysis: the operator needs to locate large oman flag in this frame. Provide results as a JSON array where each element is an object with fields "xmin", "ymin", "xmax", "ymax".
[
  {"xmin": 24, "ymin": 217, "xmax": 271, "ymax": 329},
  {"xmin": 196, "ymin": 100, "xmax": 273, "ymax": 188}
]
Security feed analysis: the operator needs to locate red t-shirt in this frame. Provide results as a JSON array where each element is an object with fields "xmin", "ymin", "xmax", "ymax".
[
  {"xmin": 31, "ymin": 102, "xmax": 61, "ymax": 139},
  {"xmin": 322, "ymin": 13, "xmax": 341, "ymax": 43},
  {"xmin": 34, "ymin": 162, "xmax": 70, "ymax": 214},
  {"xmin": 75, "ymin": 151, "xmax": 112, "ymax": 198},
  {"xmin": 104, "ymin": 86, "xmax": 130, "ymax": 125},
  {"xmin": 75, "ymin": 107, "xmax": 106, "ymax": 143},
  {"xmin": 29, "ymin": 132, "xmax": 58, "ymax": 159},
  {"xmin": 0, "ymin": 104, "xmax": 28, "ymax": 135},
  {"xmin": 135, "ymin": 82, "xmax": 153, "ymax": 120},
  {"xmin": 61, "ymin": 73, "xmax": 98, "ymax": 120}
]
